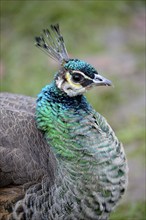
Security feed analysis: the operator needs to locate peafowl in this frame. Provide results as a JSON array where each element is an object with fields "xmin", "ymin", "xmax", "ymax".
[{"xmin": 0, "ymin": 24, "xmax": 128, "ymax": 220}]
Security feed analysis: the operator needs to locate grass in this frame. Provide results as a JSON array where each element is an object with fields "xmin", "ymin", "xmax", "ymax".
[
  {"xmin": 110, "ymin": 201, "xmax": 146, "ymax": 220},
  {"xmin": 1, "ymin": 1, "xmax": 145, "ymax": 219},
  {"xmin": 118, "ymin": 124, "xmax": 145, "ymax": 145}
]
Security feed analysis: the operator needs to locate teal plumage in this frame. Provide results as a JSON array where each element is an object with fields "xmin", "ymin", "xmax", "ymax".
[
  {"xmin": 0, "ymin": 24, "xmax": 128, "ymax": 220},
  {"xmin": 33, "ymin": 78, "xmax": 127, "ymax": 220},
  {"xmin": 64, "ymin": 59, "xmax": 97, "ymax": 78}
]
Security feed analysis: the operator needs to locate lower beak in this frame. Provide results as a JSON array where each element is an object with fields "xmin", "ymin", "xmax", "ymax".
[{"xmin": 93, "ymin": 74, "xmax": 112, "ymax": 86}]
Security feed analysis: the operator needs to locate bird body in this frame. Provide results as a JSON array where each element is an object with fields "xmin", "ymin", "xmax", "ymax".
[
  {"xmin": 35, "ymin": 81, "xmax": 127, "ymax": 220},
  {"xmin": 0, "ymin": 24, "xmax": 128, "ymax": 220}
]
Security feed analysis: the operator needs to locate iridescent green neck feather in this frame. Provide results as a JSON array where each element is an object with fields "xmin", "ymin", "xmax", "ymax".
[
  {"xmin": 36, "ymin": 81, "xmax": 92, "ymax": 160},
  {"xmin": 35, "ymin": 81, "xmax": 127, "ymax": 219}
]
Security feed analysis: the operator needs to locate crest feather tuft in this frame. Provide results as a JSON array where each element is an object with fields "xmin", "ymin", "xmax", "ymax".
[{"xmin": 35, "ymin": 24, "xmax": 69, "ymax": 64}]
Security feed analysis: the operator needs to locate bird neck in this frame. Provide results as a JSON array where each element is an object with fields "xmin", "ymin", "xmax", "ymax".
[
  {"xmin": 35, "ymin": 81, "xmax": 127, "ymax": 219},
  {"xmin": 36, "ymin": 81, "xmax": 93, "ymax": 162}
]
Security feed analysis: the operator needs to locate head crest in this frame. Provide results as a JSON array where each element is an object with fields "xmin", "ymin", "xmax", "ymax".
[{"xmin": 35, "ymin": 24, "xmax": 69, "ymax": 65}]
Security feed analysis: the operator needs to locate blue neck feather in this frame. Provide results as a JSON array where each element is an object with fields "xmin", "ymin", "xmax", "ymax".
[{"xmin": 37, "ymin": 81, "xmax": 92, "ymax": 112}]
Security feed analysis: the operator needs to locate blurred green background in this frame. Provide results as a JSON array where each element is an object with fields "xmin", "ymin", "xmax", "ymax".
[{"xmin": 0, "ymin": 1, "xmax": 145, "ymax": 219}]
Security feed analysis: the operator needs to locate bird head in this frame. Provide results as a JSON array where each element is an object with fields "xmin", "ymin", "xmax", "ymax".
[{"xmin": 35, "ymin": 24, "xmax": 112, "ymax": 97}]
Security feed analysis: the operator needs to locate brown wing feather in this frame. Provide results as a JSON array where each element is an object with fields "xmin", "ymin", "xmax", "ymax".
[{"xmin": 0, "ymin": 93, "xmax": 56, "ymax": 187}]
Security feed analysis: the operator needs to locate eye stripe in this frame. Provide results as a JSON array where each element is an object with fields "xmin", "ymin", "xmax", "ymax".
[
  {"xmin": 81, "ymin": 79, "xmax": 93, "ymax": 87},
  {"xmin": 65, "ymin": 70, "xmax": 94, "ymax": 89},
  {"xmin": 71, "ymin": 70, "xmax": 92, "ymax": 81}
]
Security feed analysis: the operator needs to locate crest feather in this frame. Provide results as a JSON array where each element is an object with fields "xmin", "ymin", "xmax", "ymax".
[{"xmin": 35, "ymin": 24, "xmax": 69, "ymax": 64}]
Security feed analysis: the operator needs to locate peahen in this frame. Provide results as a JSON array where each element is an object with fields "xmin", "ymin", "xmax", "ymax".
[{"xmin": 0, "ymin": 24, "xmax": 128, "ymax": 220}]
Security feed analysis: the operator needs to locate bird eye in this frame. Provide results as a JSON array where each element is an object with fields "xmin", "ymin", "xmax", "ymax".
[{"xmin": 72, "ymin": 73, "xmax": 84, "ymax": 83}]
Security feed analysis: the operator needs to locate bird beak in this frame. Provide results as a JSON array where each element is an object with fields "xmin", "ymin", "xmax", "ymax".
[{"xmin": 93, "ymin": 74, "xmax": 112, "ymax": 86}]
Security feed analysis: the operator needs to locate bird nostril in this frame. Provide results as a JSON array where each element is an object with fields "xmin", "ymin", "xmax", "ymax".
[{"xmin": 96, "ymin": 77, "xmax": 102, "ymax": 81}]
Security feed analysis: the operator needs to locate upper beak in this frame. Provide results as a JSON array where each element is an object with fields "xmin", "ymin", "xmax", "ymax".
[{"xmin": 93, "ymin": 74, "xmax": 112, "ymax": 86}]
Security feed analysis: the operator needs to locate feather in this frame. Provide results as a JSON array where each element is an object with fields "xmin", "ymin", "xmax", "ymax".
[{"xmin": 35, "ymin": 24, "xmax": 69, "ymax": 64}]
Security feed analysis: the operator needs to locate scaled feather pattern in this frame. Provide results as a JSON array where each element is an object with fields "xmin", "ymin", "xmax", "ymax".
[{"xmin": 0, "ymin": 24, "xmax": 128, "ymax": 220}]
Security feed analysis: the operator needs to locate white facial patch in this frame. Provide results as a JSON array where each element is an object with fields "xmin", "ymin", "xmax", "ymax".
[
  {"xmin": 56, "ymin": 76, "xmax": 64, "ymax": 90},
  {"xmin": 62, "ymin": 81, "xmax": 86, "ymax": 97},
  {"xmin": 56, "ymin": 71, "xmax": 91, "ymax": 97},
  {"xmin": 56, "ymin": 74, "xmax": 86, "ymax": 97}
]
